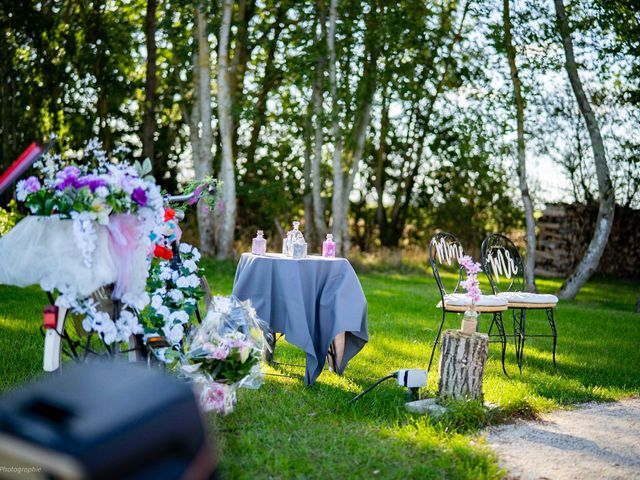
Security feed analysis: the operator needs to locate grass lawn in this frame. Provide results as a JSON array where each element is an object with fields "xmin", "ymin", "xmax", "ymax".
[{"xmin": 1, "ymin": 258, "xmax": 639, "ymax": 479}]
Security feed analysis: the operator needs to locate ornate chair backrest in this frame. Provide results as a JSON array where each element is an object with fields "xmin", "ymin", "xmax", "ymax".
[
  {"xmin": 429, "ymin": 232, "xmax": 465, "ymax": 301},
  {"xmin": 480, "ymin": 233, "xmax": 524, "ymax": 294}
]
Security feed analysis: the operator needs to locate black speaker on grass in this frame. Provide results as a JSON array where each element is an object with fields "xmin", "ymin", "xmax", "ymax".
[{"xmin": 0, "ymin": 362, "xmax": 217, "ymax": 480}]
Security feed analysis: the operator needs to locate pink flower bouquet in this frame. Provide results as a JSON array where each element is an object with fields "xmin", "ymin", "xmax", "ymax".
[{"xmin": 179, "ymin": 296, "xmax": 270, "ymax": 414}]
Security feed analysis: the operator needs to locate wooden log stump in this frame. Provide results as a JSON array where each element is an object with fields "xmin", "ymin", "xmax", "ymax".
[{"xmin": 438, "ymin": 330, "xmax": 489, "ymax": 401}]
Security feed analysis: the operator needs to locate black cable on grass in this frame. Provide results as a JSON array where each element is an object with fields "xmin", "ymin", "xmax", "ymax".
[{"xmin": 349, "ymin": 372, "xmax": 397, "ymax": 403}]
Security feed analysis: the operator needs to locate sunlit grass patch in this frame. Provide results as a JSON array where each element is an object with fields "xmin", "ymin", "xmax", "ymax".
[{"xmin": 1, "ymin": 259, "xmax": 639, "ymax": 479}]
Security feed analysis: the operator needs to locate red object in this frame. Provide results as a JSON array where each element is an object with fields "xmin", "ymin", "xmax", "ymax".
[
  {"xmin": 164, "ymin": 208, "xmax": 175, "ymax": 222},
  {"xmin": 43, "ymin": 305, "xmax": 58, "ymax": 329},
  {"xmin": 154, "ymin": 244, "xmax": 174, "ymax": 260},
  {"xmin": 0, "ymin": 142, "xmax": 44, "ymax": 196}
]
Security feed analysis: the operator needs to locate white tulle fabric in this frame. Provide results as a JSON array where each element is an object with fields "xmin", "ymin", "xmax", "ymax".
[{"xmin": 0, "ymin": 216, "xmax": 146, "ymax": 299}]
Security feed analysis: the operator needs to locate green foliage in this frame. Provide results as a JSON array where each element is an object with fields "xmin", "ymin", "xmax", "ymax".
[
  {"xmin": 0, "ymin": 200, "xmax": 21, "ymax": 235},
  {"xmin": 1, "ymin": 0, "xmax": 638, "ymax": 249}
]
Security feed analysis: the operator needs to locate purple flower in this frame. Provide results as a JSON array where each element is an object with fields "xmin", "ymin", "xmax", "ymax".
[
  {"xmin": 76, "ymin": 175, "xmax": 108, "ymax": 192},
  {"xmin": 460, "ymin": 255, "xmax": 482, "ymax": 275},
  {"xmin": 132, "ymin": 187, "xmax": 148, "ymax": 206},
  {"xmin": 24, "ymin": 176, "xmax": 41, "ymax": 193},
  {"xmin": 459, "ymin": 255, "xmax": 483, "ymax": 304},
  {"xmin": 55, "ymin": 165, "xmax": 81, "ymax": 190}
]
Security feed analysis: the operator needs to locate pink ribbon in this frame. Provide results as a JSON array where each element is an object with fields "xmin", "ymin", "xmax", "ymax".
[{"xmin": 106, "ymin": 214, "xmax": 142, "ymax": 300}]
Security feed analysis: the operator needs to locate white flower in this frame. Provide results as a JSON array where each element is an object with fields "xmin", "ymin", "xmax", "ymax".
[
  {"xmin": 159, "ymin": 266, "xmax": 173, "ymax": 281},
  {"xmin": 94, "ymin": 186, "xmax": 109, "ymax": 198},
  {"xmin": 169, "ymin": 310, "xmax": 189, "ymax": 324},
  {"xmin": 151, "ymin": 295, "xmax": 164, "ymax": 309},
  {"xmin": 116, "ymin": 309, "xmax": 143, "ymax": 340},
  {"xmin": 71, "ymin": 211, "xmax": 97, "ymax": 268},
  {"xmin": 186, "ymin": 274, "xmax": 200, "ymax": 288},
  {"xmin": 91, "ymin": 197, "xmax": 112, "ymax": 225},
  {"xmin": 162, "ymin": 323, "xmax": 184, "ymax": 345},
  {"xmin": 100, "ymin": 318, "xmax": 119, "ymax": 345},
  {"xmin": 168, "ymin": 289, "xmax": 184, "ymax": 303},
  {"xmin": 15, "ymin": 180, "xmax": 29, "ymax": 201},
  {"xmin": 122, "ymin": 292, "xmax": 149, "ymax": 310},
  {"xmin": 183, "ymin": 259, "xmax": 198, "ymax": 273},
  {"xmin": 185, "ymin": 298, "xmax": 197, "ymax": 306},
  {"xmin": 176, "ymin": 276, "xmax": 190, "ymax": 289},
  {"xmin": 156, "ymin": 305, "xmax": 170, "ymax": 319},
  {"xmin": 179, "ymin": 243, "xmax": 192, "ymax": 254},
  {"xmin": 191, "ymin": 247, "xmax": 201, "ymax": 262}
]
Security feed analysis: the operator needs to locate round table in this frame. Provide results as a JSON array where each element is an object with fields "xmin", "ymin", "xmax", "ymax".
[{"xmin": 231, "ymin": 253, "xmax": 368, "ymax": 385}]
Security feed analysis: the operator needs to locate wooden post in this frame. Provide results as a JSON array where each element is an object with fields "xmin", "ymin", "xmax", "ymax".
[{"xmin": 438, "ymin": 329, "xmax": 489, "ymax": 401}]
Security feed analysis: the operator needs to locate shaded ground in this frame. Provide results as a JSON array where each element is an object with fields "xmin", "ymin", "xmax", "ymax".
[{"xmin": 486, "ymin": 398, "xmax": 640, "ymax": 480}]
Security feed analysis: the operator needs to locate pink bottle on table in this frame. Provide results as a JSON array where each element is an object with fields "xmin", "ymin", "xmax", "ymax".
[{"xmin": 322, "ymin": 234, "xmax": 336, "ymax": 258}]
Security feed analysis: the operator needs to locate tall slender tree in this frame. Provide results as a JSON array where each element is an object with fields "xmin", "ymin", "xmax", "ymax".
[
  {"xmin": 142, "ymin": 0, "xmax": 157, "ymax": 170},
  {"xmin": 503, "ymin": 0, "xmax": 537, "ymax": 292},
  {"xmin": 216, "ymin": 0, "xmax": 237, "ymax": 259},
  {"xmin": 554, "ymin": 0, "xmax": 615, "ymax": 299},
  {"xmin": 194, "ymin": 6, "xmax": 215, "ymax": 255}
]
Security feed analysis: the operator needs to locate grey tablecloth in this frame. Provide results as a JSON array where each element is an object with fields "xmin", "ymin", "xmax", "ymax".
[{"xmin": 232, "ymin": 253, "xmax": 368, "ymax": 385}]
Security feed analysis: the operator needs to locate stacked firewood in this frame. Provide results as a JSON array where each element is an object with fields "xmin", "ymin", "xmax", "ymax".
[{"xmin": 535, "ymin": 203, "xmax": 640, "ymax": 279}]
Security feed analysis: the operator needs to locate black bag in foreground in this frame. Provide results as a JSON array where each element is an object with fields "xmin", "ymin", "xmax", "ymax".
[{"xmin": 0, "ymin": 361, "xmax": 217, "ymax": 480}]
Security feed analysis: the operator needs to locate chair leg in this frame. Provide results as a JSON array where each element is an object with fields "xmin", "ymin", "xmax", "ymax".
[
  {"xmin": 512, "ymin": 309, "xmax": 521, "ymax": 366},
  {"xmin": 517, "ymin": 309, "xmax": 527, "ymax": 373},
  {"xmin": 546, "ymin": 307, "xmax": 558, "ymax": 367},
  {"xmin": 493, "ymin": 311, "xmax": 508, "ymax": 377},
  {"xmin": 427, "ymin": 309, "xmax": 447, "ymax": 373},
  {"xmin": 487, "ymin": 315, "xmax": 495, "ymax": 336}
]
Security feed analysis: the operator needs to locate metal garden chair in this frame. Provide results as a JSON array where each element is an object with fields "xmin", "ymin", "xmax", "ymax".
[
  {"xmin": 480, "ymin": 233, "xmax": 558, "ymax": 372},
  {"xmin": 427, "ymin": 232, "xmax": 509, "ymax": 376}
]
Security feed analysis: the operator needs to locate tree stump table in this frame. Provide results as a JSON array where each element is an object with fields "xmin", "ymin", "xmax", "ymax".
[{"xmin": 438, "ymin": 329, "xmax": 489, "ymax": 401}]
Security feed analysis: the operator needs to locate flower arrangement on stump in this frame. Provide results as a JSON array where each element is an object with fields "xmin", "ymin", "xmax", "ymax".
[{"xmin": 459, "ymin": 255, "xmax": 482, "ymax": 335}]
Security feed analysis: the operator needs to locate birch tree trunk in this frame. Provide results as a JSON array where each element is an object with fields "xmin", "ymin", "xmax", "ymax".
[
  {"xmin": 194, "ymin": 7, "xmax": 215, "ymax": 255},
  {"xmin": 303, "ymin": 91, "xmax": 318, "ymax": 249},
  {"xmin": 341, "ymin": 99, "xmax": 372, "ymax": 254},
  {"xmin": 311, "ymin": 0, "xmax": 329, "ymax": 246},
  {"xmin": 554, "ymin": 0, "xmax": 615, "ymax": 299},
  {"xmin": 503, "ymin": 0, "xmax": 537, "ymax": 292},
  {"xmin": 142, "ymin": 0, "xmax": 157, "ymax": 171},
  {"xmin": 326, "ymin": 0, "xmax": 345, "ymax": 255},
  {"xmin": 216, "ymin": 0, "xmax": 237, "ymax": 259}
]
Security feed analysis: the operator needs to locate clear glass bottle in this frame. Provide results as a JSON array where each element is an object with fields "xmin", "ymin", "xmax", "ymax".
[
  {"xmin": 322, "ymin": 233, "xmax": 336, "ymax": 258},
  {"xmin": 284, "ymin": 221, "xmax": 306, "ymax": 257},
  {"xmin": 252, "ymin": 230, "xmax": 266, "ymax": 255},
  {"xmin": 292, "ymin": 239, "xmax": 307, "ymax": 259}
]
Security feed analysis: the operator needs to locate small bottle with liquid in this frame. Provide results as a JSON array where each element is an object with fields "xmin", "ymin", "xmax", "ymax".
[{"xmin": 322, "ymin": 234, "xmax": 336, "ymax": 258}]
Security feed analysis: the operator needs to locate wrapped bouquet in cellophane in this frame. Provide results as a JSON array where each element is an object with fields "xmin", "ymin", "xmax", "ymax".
[{"xmin": 180, "ymin": 296, "xmax": 271, "ymax": 414}]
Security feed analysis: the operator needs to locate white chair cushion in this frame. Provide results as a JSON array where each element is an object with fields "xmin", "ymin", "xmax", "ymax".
[
  {"xmin": 444, "ymin": 293, "xmax": 508, "ymax": 307},
  {"xmin": 497, "ymin": 291, "xmax": 558, "ymax": 305}
]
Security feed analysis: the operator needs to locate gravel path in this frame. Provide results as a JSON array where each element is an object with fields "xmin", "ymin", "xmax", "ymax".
[{"xmin": 486, "ymin": 398, "xmax": 640, "ymax": 480}]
